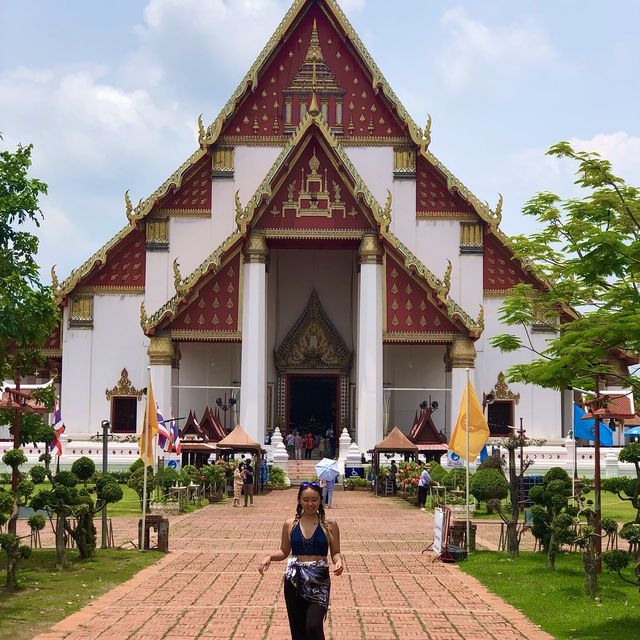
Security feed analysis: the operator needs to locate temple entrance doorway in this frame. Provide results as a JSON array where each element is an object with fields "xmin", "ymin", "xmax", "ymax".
[{"xmin": 288, "ymin": 374, "xmax": 337, "ymax": 437}]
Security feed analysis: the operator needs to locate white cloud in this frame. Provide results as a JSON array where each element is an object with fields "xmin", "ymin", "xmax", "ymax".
[
  {"xmin": 436, "ymin": 7, "xmax": 555, "ymax": 90},
  {"xmin": 0, "ymin": 66, "xmax": 196, "ymax": 279},
  {"xmin": 339, "ymin": 0, "xmax": 366, "ymax": 11},
  {"xmin": 570, "ymin": 132, "xmax": 640, "ymax": 182}
]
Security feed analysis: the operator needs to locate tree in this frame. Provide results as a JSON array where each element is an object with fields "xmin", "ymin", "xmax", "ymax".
[
  {"xmin": 0, "ymin": 140, "xmax": 59, "ymax": 379},
  {"xmin": 470, "ymin": 468, "xmax": 508, "ymax": 512},
  {"xmin": 490, "ymin": 142, "xmax": 640, "ymax": 394},
  {"xmin": 0, "ymin": 449, "xmax": 33, "ymax": 590}
]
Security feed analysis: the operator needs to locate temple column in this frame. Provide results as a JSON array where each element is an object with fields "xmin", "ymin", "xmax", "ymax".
[
  {"xmin": 356, "ymin": 233, "xmax": 383, "ymax": 453},
  {"xmin": 446, "ymin": 335, "xmax": 477, "ymax": 435},
  {"xmin": 240, "ymin": 233, "xmax": 268, "ymax": 443},
  {"xmin": 147, "ymin": 336, "xmax": 174, "ymax": 447}
]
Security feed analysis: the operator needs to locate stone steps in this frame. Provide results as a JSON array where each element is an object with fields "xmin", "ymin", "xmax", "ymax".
[{"xmin": 287, "ymin": 460, "xmax": 320, "ymax": 482}]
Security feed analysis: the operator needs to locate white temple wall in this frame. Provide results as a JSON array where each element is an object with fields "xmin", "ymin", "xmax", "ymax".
[
  {"xmin": 169, "ymin": 218, "xmax": 216, "ymax": 287},
  {"xmin": 144, "ymin": 250, "xmax": 172, "ymax": 316},
  {"xmin": 210, "ymin": 177, "xmax": 240, "ymax": 242},
  {"xmin": 383, "ymin": 344, "xmax": 448, "ymax": 435},
  {"xmin": 234, "ymin": 146, "xmax": 283, "ymax": 204},
  {"xmin": 175, "ymin": 343, "xmax": 241, "ymax": 426},
  {"xmin": 61, "ymin": 296, "xmax": 147, "ymax": 438},
  {"xmin": 479, "ymin": 297, "xmax": 562, "ymax": 442},
  {"xmin": 459, "ymin": 254, "xmax": 484, "ymax": 329},
  {"xmin": 343, "ymin": 147, "xmax": 393, "ymax": 206},
  {"xmin": 390, "ymin": 177, "xmax": 417, "ymax": 245}
]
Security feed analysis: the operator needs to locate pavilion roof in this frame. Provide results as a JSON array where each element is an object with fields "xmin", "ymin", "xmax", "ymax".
[
  {"xmin": 217, "ymin": 425, "xmax": 261, "ymax": 450},
  {"xmin": 373, "ymin": 426, "xmax": 418, "ymax": 452}
]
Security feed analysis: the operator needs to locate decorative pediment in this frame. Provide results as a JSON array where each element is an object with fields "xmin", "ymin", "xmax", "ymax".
[
  {"xmin": 493, "ymin": 372, "xmax": 521, "ymax": 405},
  {"xmin": 275, "ymin": 290, "xmax": 352, "ymax": 373},
  {"xmin": 105, "ymin": 369, "xmax": 144, "ymax": 400}
]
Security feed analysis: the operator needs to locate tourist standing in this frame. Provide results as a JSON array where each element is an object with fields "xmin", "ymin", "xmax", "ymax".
[
  {"xmin": 389, "ymin": 460, "xmax": 397, "ymax": 495},
  {"xmin": 243, "ymin": 462, "xmax": 255, "ymax": 507},
  {"xmin": 295, "ymin": 432, "xmax": 304, "ymax": 460},
  {"xmin": 417, "ymin": 464, "xmax": 431, "ymax": 511},
  {"xmin": 258, "ymin": 482, "xmax": 343, "ymax": 640},
  {"xmin": 322, "ymin": 477, "xmax": 336, "ymax": 508},
  {"xmin": 233, "ymin": 463, "xmax": 245, "ymax": 507},
  {"xmin": 286, "ymin": 431, "xmax": 295, "ymax": 457},
  {"xmin": 304, "ymin": 432, "xmax": 315, "ymax": 460}
]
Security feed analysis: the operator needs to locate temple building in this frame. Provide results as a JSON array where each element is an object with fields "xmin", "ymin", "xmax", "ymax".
[{"xmin": 28, "ymin": 0, "xmax": 622, "ymax": 458}]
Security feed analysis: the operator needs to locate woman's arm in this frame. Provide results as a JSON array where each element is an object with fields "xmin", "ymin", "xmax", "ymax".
[
  {"xmin": 328, "ymin": 520, "xmax": 343, "ymax": 576},
  {"xmin": 258, "ymin": 519, "xmax": 292, "ymax": 575}
]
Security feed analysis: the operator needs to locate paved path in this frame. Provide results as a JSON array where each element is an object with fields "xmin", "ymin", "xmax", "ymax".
[{"xmin": 34, "ymin": 490, "xmax": 551, "ymax": 640}]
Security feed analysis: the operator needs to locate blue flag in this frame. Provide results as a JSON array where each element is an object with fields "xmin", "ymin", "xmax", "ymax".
[
  {"xmin": 479, "ymin": 445, "xmax": 489, "ymax": 461},
  {"xmin": 573, "ymin": 405, "xmax": 613, "ymax": 446}
]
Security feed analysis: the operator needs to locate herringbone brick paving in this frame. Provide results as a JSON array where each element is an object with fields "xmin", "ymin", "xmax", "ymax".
[{"xmin": 33, "ymin": 490, "xmax": 551, "ymax": 640}]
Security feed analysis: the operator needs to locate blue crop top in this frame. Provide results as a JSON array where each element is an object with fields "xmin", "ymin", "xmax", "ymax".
[{"xmin": 290, "ymin": 517, "xmax": 329, "ymax": 556}]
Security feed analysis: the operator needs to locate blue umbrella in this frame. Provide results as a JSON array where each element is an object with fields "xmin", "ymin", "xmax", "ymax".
[
  {"xmin": 623, "ymin": 426, "xmax": 640, "ymax": 437},
  {"xmin": 573, "ymin": 404, "xmax": 614, "ymax": 446},
  {"xmin": 315, "ymin": 458, "xmax": 340, "ymax": 481}
]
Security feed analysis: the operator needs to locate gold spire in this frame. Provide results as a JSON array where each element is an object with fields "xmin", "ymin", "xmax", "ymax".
[
  {"xmin": 309, "ymin": 92, "xmax": 320, "ymax": 116},
  {"xmin": 305, "ymin": 19, "xmax": 324, "ymax": 64}
]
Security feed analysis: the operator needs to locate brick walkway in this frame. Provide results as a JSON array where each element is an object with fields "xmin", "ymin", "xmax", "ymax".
[{"xmin": 34, "ymin": 490, "xmax": 551, "ymax": 640}]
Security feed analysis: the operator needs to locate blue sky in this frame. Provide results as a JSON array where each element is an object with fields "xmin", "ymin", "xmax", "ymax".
[{"xmin": 2, "ymin": 0, "xmax": 639, "ymax": 281}]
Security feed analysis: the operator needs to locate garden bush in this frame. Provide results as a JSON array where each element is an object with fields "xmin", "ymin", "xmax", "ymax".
[
  {"xmin": 266, "ymin": 465, "xmax": 287, "ymax": 488},
  {"xmin": 470, "ymin": 468, "xmax": 509, "ymax": 511}
]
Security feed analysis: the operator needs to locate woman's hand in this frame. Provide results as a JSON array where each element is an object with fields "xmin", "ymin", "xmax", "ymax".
[
  {"xmin": 258, "ymin": 555, "xmax": 271, "ymax": 575},
  {"xmin": 333, "ymin": 555, "xmax": 344, "ymax": 576}
]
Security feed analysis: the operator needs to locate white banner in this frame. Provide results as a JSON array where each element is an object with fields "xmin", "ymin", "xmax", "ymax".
[
  {"xmin": 433, "ymin": 506, "xmax": 447, "ymax": 555},
  {"xmin": 446, "ymin": 450, "xmax": 464, "ymax": 467}
]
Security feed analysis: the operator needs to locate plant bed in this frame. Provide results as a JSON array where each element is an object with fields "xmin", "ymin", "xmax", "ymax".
[
  {"xmin": 207, "ymin": 493, "xmax": 225, "ymax": 503},
  {"xmin": 448, "ymin": 503, "xmax": 476, "ymax": 517}
]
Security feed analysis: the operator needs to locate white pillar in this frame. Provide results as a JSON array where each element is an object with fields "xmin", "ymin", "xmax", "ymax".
[
  {"xmin": 356, "ymin": 233, "xmax": 383, "ymax": 454},
  {"xmin": 148, "ymin": 336, "xmax": 174, "ymax": 457},
  {"xmin": 447, "ymin": 336, "xmax": 477, "ymax": 434},
  {"xmin": 240, "ymin": 233, "xmax": 268, "ymax": 444}
]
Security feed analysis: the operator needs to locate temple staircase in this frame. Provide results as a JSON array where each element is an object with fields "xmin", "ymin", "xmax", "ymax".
[{"xmin": 287, "ymin": 460, "xmax": 321, "ymax": 484}]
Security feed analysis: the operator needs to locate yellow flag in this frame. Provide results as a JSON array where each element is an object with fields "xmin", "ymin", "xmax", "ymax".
[
  {"xmin": 449, "ymin": 381, "xmax": 490, "ymax": 462},
  {"xmin": 138, "ymin": 374, "xmax": 159, "ymax": 465}
]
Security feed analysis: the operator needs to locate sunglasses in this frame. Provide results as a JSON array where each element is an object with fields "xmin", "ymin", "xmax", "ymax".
[{"xmin": 300, "ymin": 482, "xmax": 321, "ymax": 488}]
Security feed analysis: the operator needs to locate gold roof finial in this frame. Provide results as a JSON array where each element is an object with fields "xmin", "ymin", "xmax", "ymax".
[
  {"xmin": 494, "ymin": 193, "xmax": 503, "ymax": 226},
  {"xmin": 140, "ymin": 301, "xmax": 148, "ymax": 329},
  {"xmin": 50, "ymin": 265, "xmax": 60, "ymax": 294},
  {"xmin": 125, "ymin": 190, "xmax": 133, "ymax": 222},
  {"xmin": 197, "ymin": 114, "xmax": 207, "ymax": 146},
  {"xmin": 423, "ymin": 114, "xmax": 432, "ymax": 151},
  {"xmin": 309, "ymin": 92, "xmax": 320, "ymax": 117}
]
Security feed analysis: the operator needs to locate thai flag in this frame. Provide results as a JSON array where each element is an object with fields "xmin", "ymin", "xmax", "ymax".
[
  {"xmin": 156, "ymin": 405, "xmax": 172, "ymax": 452},
  {"xmin": 50, "ymin": 400, "xmax": 65, "ymax": 457},
  {"xmin": 171, "ymin": 411, "xmax": 181, "ymax": 455}
]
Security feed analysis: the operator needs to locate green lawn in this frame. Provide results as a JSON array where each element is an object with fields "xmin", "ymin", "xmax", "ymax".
[
  {"xmin": 459, "ymin": 551, "xmax": 639, "ymax": 640},
  {"xmin": 0, "ymin": 548, "xmax": 162, "ymax": 640},
  {"xmin": 2, "ymin": 482, "xmax": 142, "ymax": 517}
]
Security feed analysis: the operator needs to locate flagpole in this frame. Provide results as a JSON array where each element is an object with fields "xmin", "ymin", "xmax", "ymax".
[
  {"xmin": 465, "ymin": 368, "xmax": 470, "ymax": 556},
  {"xmin": 141, "ymin": 366, "xmax": 151, "ymax": 551}
]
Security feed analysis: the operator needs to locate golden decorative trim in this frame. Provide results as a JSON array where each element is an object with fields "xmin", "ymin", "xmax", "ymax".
[
  {"xmin": 40, "ymin": 349, "xmax": 63, "ymax": 357},
  {"xmin": 154, "ymin": 208, "xmax": 211, "ymax": 218},
  {"xmin": 261, "ymin": 229, "xmax": 363, "ymax": 240},
  {"xmin": 75, "ymin": 286, "xmax": 144, "ymax": 296},
  {"xmin": 460, "ymin": 222, "xmax": 483, "ymax": 248},
  {"xmin": 393, "ymin": 148, "xmax": 416, "ymax": 174},
  {"xmin": 383, "ymin": 332, "xmax": 457, "ymax": 343},
  {"xmin": 493, "ymin": 371, "xmax": 520, "ymax": 405},
  {"xmin": 219, "ymin": 135, "xmax": 409, "ymax": 147},
  {"xmin": 483, "ymin": 290, "xmax": 509, "ymax": 299},
  {"xmin": 169, "ymin": 330, "xmax": 242, "ymax": 341},
  {"xmin": 212, "ymin": 146, "xmax": 234, "ymax": 174},
  {"xmin": 148, "ymin": 336, "xmax": 174, "ymax": 366},
  {"xmin": 417, "ymin": 211, "xmax": 479, "ymax": 221},
  {"xmin": 146, "ymin": 218, "xmax": 169, "ymax": 245},
  {"xmin": 69, "ymin": 295, "xmax": 93, "ymax": 327},
  {"xmin": 105, "ymin": 368, "xmax": 144, "ymax": 400}
]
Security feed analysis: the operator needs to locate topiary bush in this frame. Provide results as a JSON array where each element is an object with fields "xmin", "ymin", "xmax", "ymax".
[
  {"xmin": 470, "ymin": 468, "xmax": 509, "ymax": 512},
  {"xmin": 428, "ymin": 461, "xmax": 448, "ymax": 486},
  {"xmin": 29, "ymin": 465, "xmax": 47, "ymax": 485},
  {"xmin": 71, "ymin": 457, "xmax": 96, "ymax": 488},
  {"xmin": 266, "ymin": 465, "xmax": 288, "ymax": 488}
]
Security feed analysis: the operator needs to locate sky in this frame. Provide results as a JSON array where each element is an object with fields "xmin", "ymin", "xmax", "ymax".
[{"xmin": 2, "ymin": 0, "xmax": 639, "ymax": 282}]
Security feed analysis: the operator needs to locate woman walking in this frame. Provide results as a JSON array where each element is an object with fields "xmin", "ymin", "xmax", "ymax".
[
  {"xmin": 258, "ymin": 482, "xmax": 343, "ymax": 639},
  {"xmin": 233, "ymin": 462, "xmax": 245, "ymax": 507},
  {"xmin": 295, "ymin": 432, "xmax": 304, "ymax": 460}
]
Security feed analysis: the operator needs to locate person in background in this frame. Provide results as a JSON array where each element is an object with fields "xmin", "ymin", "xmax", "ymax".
[
  {"xmin": 417, "ymin": 464, "xmax": 431, "ymax": 512},
  {"xmin": 286, "ymin": 431, "xmax": 295, "ymax": 457},
  {"xmin": 258, "ymin": 482, "xmax": 343, "ymax": 639},
  {"xmin": 295, "ymin": 432, "xmax": 304, "ymax": 460},
  {"xmin": 304, "ymin": 431, "xmax": 315, "ymax": 460},
  {"xmin": 389, "ymin": 460, "xmax": 398, "ymax": 495},
  {"xmin": 233, "ymin": 462, "xmax": 245, "ymax": 507},
  {"xmin": 322, "ymin": 477, "xmax": 336, "ymax": 508},
  {"xmin": 243, "ymin": 461, "xmax": 255, "ymax": 507}
]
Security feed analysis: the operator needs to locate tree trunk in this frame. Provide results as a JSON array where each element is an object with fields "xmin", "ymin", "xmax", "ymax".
[
  {"xmin": 55, "ymin": 513, "xmax": 68, "ymax": 568},
  {"xmin": 5, "ymin": 553, "xmax": 18, "ymax": 591},
  {"xmin": 72, "ymin": 511, "xmax": 96, "ymax": 560},
  {"xmin": 583, "ymin": 548, "xmax": 598, "ymax": 597},
  {"xmin": 547, "ymin": 507, "xmax": 557, "ymax": 570},
  {"xmin": 507, "ymin": 447, "xmax": 520, "ymax": 558}
]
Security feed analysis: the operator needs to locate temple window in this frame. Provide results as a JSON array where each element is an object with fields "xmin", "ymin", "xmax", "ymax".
[
  {"xmin": 336, "ymin": 100, "xmax": 343, "ymax": 126},
  {"xmin": 111, "ymin": 397, "xmax": 137, "ymax": 433},
  {"xmin": 487, "ymin": 400, "xmax": 514, "ymax": 436}
]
